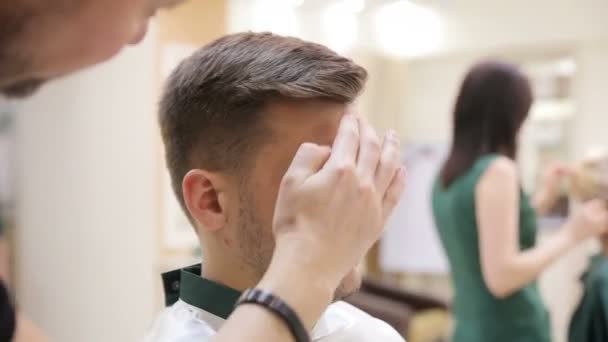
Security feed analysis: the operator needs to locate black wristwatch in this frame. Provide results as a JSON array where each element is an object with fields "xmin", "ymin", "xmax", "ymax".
[{"xmin": 236, "ymin": 288, "xmax": 311, "ymax": 342}]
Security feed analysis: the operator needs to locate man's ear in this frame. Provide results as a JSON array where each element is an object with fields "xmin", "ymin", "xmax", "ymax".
[{"xmin": 182, "ymin": 169, "xmax": 228, "ymax": 232}]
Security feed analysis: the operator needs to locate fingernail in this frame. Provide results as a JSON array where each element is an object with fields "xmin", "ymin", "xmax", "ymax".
[{"xmin": 400, "ymin": 167, "xmax": 407, "ymax": 178}]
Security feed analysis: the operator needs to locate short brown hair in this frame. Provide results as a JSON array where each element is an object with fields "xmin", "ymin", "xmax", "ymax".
[{"xmin": 159, "ymin": 32, "xmax": 367, "ymax": 211}]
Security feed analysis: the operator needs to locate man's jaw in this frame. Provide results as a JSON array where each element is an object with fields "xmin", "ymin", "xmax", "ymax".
[{"xmin": 333, "ymin": 269, "xmax": 363, "ymax": 302}]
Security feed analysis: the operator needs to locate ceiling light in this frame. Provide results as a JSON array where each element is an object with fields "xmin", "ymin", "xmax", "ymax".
[
  {"xmin": 373, "ymin": 0, "xmax": 443, "ymax": 58},
  {"xmin": 321, "ymin": 1, "xmax": 359, "ymax": 53}
]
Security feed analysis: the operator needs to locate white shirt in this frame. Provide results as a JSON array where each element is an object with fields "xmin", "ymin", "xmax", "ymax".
[{"xmin": 144, "ymin": 299, "xmax": 406, "ymax": 341}]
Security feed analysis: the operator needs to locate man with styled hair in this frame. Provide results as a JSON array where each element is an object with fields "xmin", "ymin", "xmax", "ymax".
[
  {"xmin": 1, "ymin": 1, "xmax": 406, "ymax": 340},
  {"xmin": 146, "ymin": 32, "xmax": 406, "ymax": 341}
]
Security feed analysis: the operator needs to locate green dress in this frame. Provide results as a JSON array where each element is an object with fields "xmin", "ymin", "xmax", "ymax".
[
  {"xmin": 432, "ymin": 154, "xmax": 551, "ymax": 342},
  {"xmin": 568, "ymin": 254, "xmax": 608, "ymax": 342}
]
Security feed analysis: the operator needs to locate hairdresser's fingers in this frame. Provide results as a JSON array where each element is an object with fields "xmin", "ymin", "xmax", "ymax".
[
  {"xmin": 324, "ymin": 115, "xmax": 360, "ymax": 176},
  {"xmin": 281, "ymin": 143, "xmax": 332, "ymax": 189},
  {"xmin": 382, "ymin": 166, "xmax": 407, "ymax": 222},
  {"xmin": 374, "ymin": 130, "xmax": 401, "ymax": 195},
  {"xmin": 356, "ymin": 117, "xmax": 382, "ymax": 184}
]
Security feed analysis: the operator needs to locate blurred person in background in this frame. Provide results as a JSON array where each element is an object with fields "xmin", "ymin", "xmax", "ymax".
[
  {"xmin": 432, "ymin": 61, "xmax": 608, "ymax": 342},
  {"xmin": 568, "ymin": 155, "xmax": 608, "ymax": 342},
  {"xmin": 145, "ymin": 32, "xmax": 406, "ymax": 342},
  {"xmin": 0, "ymin": 1, "xmax": 405, "ymax": 342}
]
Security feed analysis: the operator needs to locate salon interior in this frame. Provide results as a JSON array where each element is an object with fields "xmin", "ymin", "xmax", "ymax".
[{"xmin": 1, "ymin": 0, "xmax": 608, "ymax": 341}]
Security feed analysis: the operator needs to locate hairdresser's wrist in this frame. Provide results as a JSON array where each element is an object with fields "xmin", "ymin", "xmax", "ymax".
[
  {"xmin": 532, "ymin": 188, "xmax": 556, "ymax": 216},
  {"xmin": 256, "ymin": 237, "xmax": 335, "ymax": 331},
  {"xmin": 558, "ymin": 222, "xmax": 584, "ymax": 247}
]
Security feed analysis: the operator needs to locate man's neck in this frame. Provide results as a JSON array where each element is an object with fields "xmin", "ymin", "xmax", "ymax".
[{"xmin": 200, "ymin": 247, "xmax": 260, "ymax": 292}]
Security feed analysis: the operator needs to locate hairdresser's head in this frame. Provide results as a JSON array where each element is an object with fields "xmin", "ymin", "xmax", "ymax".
[
  {"xmin": 441, "ymin": 61, "xmax": 533, "ymax": 186},
  {"xmin": 0, "ymin": 0, "xmax": 185, "ymax": 98}
]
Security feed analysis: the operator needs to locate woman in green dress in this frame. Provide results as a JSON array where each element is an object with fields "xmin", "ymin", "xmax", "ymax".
[{"xmin": 432, "ymin": 61, "xmax": 608, "ymax": 342}]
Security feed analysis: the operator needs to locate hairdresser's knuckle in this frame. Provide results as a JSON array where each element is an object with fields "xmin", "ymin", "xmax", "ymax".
[
  {"xmin": 298, "ymin": 142, "xmax": 317, "ymax": 154},
  {"xmin": 365, "ymin": 137, "xmax": 381, "ymax": 155},
  {"xmin": 336, "ymin": 162, "xmax": 356, "ymax": 179},
  {"xmin": 358, "ymin": 181, "xmax": 375, "ymax": 197},
  {"xmin": 281, "ymin": 172, "xmax": 298, "ymax": 188}
]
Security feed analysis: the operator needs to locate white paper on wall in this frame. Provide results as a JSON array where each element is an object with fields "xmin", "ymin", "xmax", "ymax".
[{"xmin": 379, "ymin": 143, "xmax": 450, "ymax": 274}]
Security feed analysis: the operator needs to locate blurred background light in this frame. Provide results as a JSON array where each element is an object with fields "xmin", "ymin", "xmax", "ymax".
[
  {"xmin": 321, "ymin": 0, "xmax": 362, "ymax": 53},
  {"xmin": 373, "ymin": 0, "xmax": 443, "ymax": 58},
  {"xmin": 252, "ymin": 0, "xmax": 300, "ymax": 36}
]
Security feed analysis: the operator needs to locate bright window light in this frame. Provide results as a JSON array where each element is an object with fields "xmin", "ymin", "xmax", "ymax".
[
  {"xmin": 252, "ymin": 0, "xmax": 299, "ymax": 36},
  {"xmin": 373, "ymin": 0, "xmax": 443, "ymax": 58},
  {"xmin": 290, "ymin": 0, "xmax": 305, "ymax": 6},
  {"xmin": 556, "ymin": 58, "xmax": 577, "ymax": 76},
  {"xmin": 342, "ymin": 0, "xmax": 366, "ymax": 13},
  {"xmin": 321, "ymin": 1, "xmax": 359, "ymax": 53}
]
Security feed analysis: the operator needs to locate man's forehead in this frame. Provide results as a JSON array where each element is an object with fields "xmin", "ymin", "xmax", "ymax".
[{"xmin": 264, "ymin": 99, "xmax": 351, "ymax": 146}]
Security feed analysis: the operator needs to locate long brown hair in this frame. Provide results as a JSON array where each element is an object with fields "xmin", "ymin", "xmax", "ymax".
[{"xmin": 440, "ymin": 61, "xmax": 533, "ymax": 188}]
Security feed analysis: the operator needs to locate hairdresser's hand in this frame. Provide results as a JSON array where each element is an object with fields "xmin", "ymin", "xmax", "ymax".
[
  {"xmin": 564, "ymin": 199, "xmax": 608, "ymax": 243},
  {"xmin": 14, "ymin": 313, "xmax": 49, "ymax": 342},
  {"xmin": 258, "ymin": 115, "xmax": 406, "ymax": 328},
  {"xmin": 533, "ymin": 161, "xmax": 571, "ymax": 215},
  {"xmin": 272, "ymin": 114, "xmax": 405, "ymax": 285}
]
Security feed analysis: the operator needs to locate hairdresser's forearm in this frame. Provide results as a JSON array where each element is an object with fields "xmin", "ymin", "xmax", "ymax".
[
  {"xmin": 14, "ymin": 313, "xmax": 49, "ymax": 342},
  {"xmin": 212, "ymin": 243, "xmax": 335, "ymax": 341},
  {"xmin": 213, "ymin": 304, "xmax": 295, "ymax": 341}
]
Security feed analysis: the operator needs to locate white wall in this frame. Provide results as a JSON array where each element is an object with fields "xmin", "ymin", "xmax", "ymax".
[
  {"xmin": 14, "ymin": 27, "xmax": 160, "ymax": 342},
  {"xmin": 396, "ymin": 54, "xmax": 473, "ymax": 142},
  {"xmin": 571, "ymin": 41, "xmax": 608, "ymax": 155},
  {"xmin": 434, "ymin": 0, "xmax": 608, "ymax": 55}
]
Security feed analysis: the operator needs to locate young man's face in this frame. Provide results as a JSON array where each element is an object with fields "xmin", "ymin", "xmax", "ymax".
[
  {"xmin": 0, "ymin": 0, "xmax": 185, "ymax": 97},
  {"xmin": 225, "ymin": 99, "xmax": 363, "ymax": 299}
]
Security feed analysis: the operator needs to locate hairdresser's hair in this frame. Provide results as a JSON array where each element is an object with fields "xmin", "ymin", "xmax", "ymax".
[
  {"xmin": 440, "ymin": 61, "xmax": 533, "ymax": 187},
  {"xmin": 159, "ymin": 32, "xmax": 367, "ymax": 211}
]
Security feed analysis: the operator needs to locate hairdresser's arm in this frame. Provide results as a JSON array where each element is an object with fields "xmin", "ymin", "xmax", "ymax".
[
  {"xmin": 531, "ymin": 161, "xmax": 570, "ymax": 216},
  {"xmin": 477, "ymin": 157, "xmax": 608, "ymax": 299},
  {"xmin": 0, "ymin": 239, "xmax": 47, "ymax": 342},
  {"xmin": 213, "ymin": 116, "xmax": 406, "ymax": 341},
  {"xmin": 214, "ymin": 251, "xmax": 335, "ymax": 341},
  {"xmin": 13, "ymin": 314, "xmax": 49, "ymax": 342}
]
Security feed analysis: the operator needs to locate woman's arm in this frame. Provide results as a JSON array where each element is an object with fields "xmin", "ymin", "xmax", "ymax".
[{"xmin": 476, "ymin": 157, "xmax": 608, "ymax": 299}]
